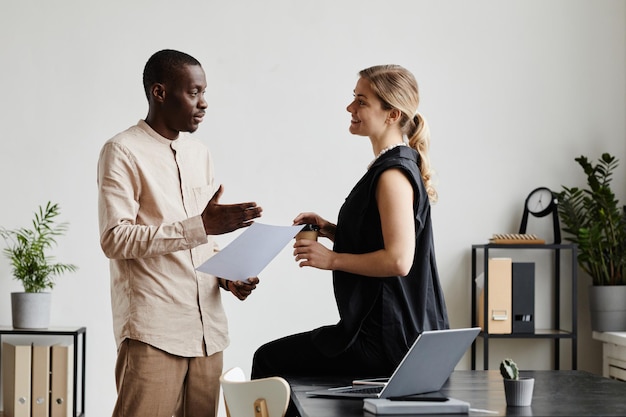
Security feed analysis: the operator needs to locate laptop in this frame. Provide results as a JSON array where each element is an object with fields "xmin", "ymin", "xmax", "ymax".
[{"xmin": 306, "ymin": 327, "xmax": 480, "ymax": 399}]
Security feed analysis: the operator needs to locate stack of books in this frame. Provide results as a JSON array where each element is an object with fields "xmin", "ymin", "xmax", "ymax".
[
  {"xmin": 363, "ymin": 397, "xmax": 470, "ymax": 414},
  {"xmin": 489, "ymin": 233, "xmax": 545, "ymax": 244}
]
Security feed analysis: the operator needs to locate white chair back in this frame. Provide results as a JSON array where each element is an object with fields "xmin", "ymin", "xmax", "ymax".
[{"xmin": 220, "ymin": 367, "xmax": 290, "ymax": 417}]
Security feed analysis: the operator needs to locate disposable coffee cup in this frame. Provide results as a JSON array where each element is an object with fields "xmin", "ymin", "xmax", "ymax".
[{"xmin": 296, "ymin": 224, "xmax": 320, "ymax": 241}]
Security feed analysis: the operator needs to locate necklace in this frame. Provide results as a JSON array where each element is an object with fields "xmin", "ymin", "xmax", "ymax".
[{"xmin": 368, "ymin": 143, "xmax": 407, "ymax": 169}]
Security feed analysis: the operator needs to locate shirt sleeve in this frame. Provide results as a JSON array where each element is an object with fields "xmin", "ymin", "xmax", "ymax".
[{"xmin": 97, "ymin": 141, "xmax": 208, "ymax": 260}]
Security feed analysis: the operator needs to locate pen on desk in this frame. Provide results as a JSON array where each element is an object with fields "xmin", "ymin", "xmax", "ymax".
[
  {"xmin": 387, "ymin": 396, "xmax": 448, "ymax": 402},
  {"xmin": 469, "ymin": 408, "xmax": 499, "ymax": 414}
]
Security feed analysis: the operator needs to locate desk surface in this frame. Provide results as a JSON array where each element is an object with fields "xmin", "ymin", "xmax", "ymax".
[{"xmin": 287, "ymin": 370, "xmax": 626, "ymax": 416}]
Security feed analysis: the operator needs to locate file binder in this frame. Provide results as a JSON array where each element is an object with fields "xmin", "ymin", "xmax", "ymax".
[
  {"xmin": 512, "ymin": 262, "xmax": 535, "ymax": 334},
  {"xmin": 2, "ymin": 342, "xmax": 32, "ymax": 417},
  {"xmin": 50, "ymin": 344, "xmax": 74, "ymax": 417},
  {"xmin": 31, "ymin": 343, "xmax": 51, "ymax": 417},
  {"xmin": 478, "ymin": 258, "xmax": 512, "ymax": 334}
]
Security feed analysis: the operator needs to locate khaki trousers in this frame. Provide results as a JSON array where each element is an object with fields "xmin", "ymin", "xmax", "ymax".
[{"xmin": 113, "ymin": 339, "xmax": 223, "ymax": 417}]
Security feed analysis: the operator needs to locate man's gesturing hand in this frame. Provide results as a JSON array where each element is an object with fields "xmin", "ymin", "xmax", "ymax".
[{"xmin": 202, "ymin": 185, "xmax": 262, "ymax": 235}]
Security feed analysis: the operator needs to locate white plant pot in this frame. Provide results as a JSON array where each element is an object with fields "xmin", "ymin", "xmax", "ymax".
[
  {"xmin": 11, "ymin": 292, "xmax": 51, "ymax": 329},
  {"xmin": 503, "ymin": 377, "xmax": 534, "ymax": 407}
]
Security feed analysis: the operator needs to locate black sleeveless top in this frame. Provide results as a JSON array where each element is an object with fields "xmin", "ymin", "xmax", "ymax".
[{"xmin": 311, "ymin": 146, "xmax": 449, "ymax": 364}]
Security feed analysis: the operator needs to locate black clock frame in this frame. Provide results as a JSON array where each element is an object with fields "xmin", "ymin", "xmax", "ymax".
[{"xmin": 519, "ymin": 187, "xmax": 561, "ymax": 244}]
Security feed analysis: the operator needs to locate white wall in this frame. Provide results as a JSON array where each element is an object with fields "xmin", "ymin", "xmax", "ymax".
[{"xmin": 1, "ymin": 0, "xmax": 625, "ymax": 415}]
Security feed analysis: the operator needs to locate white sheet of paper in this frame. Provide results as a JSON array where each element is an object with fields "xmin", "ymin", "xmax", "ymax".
[{"xmin": 196, "ymin": 222, "xmax": 305, "ymax": 281}]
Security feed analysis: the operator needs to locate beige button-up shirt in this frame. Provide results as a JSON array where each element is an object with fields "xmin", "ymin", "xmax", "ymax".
[{"xmin": 97, "ymin": 120, "xmax": 228, "ymax": 357}]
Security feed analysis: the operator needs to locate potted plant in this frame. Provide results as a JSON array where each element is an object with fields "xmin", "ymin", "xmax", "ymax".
[
  {"xmin": 500, "ymin": 358, "xmax": 534, "ymax": 407},
  {"xmin": 557, "ymin": 153, "xmax": 626, "ymax": 331},
  {"xmin": 0, "ymin": 201, "xmax": 78, "ymax": 328}
]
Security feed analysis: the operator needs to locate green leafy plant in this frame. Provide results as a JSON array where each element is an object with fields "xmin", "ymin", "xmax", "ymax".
[
  {"xmin": 500, "ymin": 358, "xmax": 519, "ymax": 380},
  {"xmin": 557, "ymin": 153, "xmax": 626, "ymax": 286},
  {"xmin": 0, "ymin": 202, "xmax": 78, "ymax": 292}
]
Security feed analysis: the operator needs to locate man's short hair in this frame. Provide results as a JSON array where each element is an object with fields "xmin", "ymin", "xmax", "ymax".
[{"xmin": 143, "ymin": 49, "xmax": 201, "ymax": 100}]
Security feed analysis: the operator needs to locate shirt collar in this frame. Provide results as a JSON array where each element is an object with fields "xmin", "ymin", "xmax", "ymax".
[{"xmin": 137, "ymin": 119, "xmax": 186, "ymax": 146}]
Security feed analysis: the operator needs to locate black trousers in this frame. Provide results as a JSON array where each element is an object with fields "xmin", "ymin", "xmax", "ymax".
[
  {"xmin": 252, "ymin": 330, "xmax": 396, "ymax": 417},
  {"xmin": 251, "ymin": 329, "xmax": 395, "ymax": 379}
]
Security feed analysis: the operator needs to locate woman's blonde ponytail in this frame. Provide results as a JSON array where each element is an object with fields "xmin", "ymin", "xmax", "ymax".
[{"xmin": 360, "ymin": 65, "xmax": 437, "ymax": 203}]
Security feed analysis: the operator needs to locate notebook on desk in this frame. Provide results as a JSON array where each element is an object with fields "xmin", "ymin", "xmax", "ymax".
[{"xmin": 306, "ymin": 327, "xmax": 480, "ymax": 399}]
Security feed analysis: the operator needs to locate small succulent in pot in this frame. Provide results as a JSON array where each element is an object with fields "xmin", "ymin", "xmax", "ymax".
[
  {"xmin": 500, "ymin": 358, "xmax": 534, "ymax": 406},
  {"xmin": 500, "ymin": 358, "xmax": 519, "ymax": 380}
]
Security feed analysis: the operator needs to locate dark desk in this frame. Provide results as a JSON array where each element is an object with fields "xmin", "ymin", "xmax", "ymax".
[{"xmin": 287, "ymin": 370, "xmax": 626, "ymax": 416}]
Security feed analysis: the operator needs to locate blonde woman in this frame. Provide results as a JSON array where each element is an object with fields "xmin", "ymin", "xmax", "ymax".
[{"xmin": 253, "ymin": 65, "xmax": 448, "ymax": 382}]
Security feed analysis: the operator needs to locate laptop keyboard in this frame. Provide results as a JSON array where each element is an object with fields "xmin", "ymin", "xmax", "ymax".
[{"xmin": 343, "ymin": 386, "xmax": 383, "ymax": 394}]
